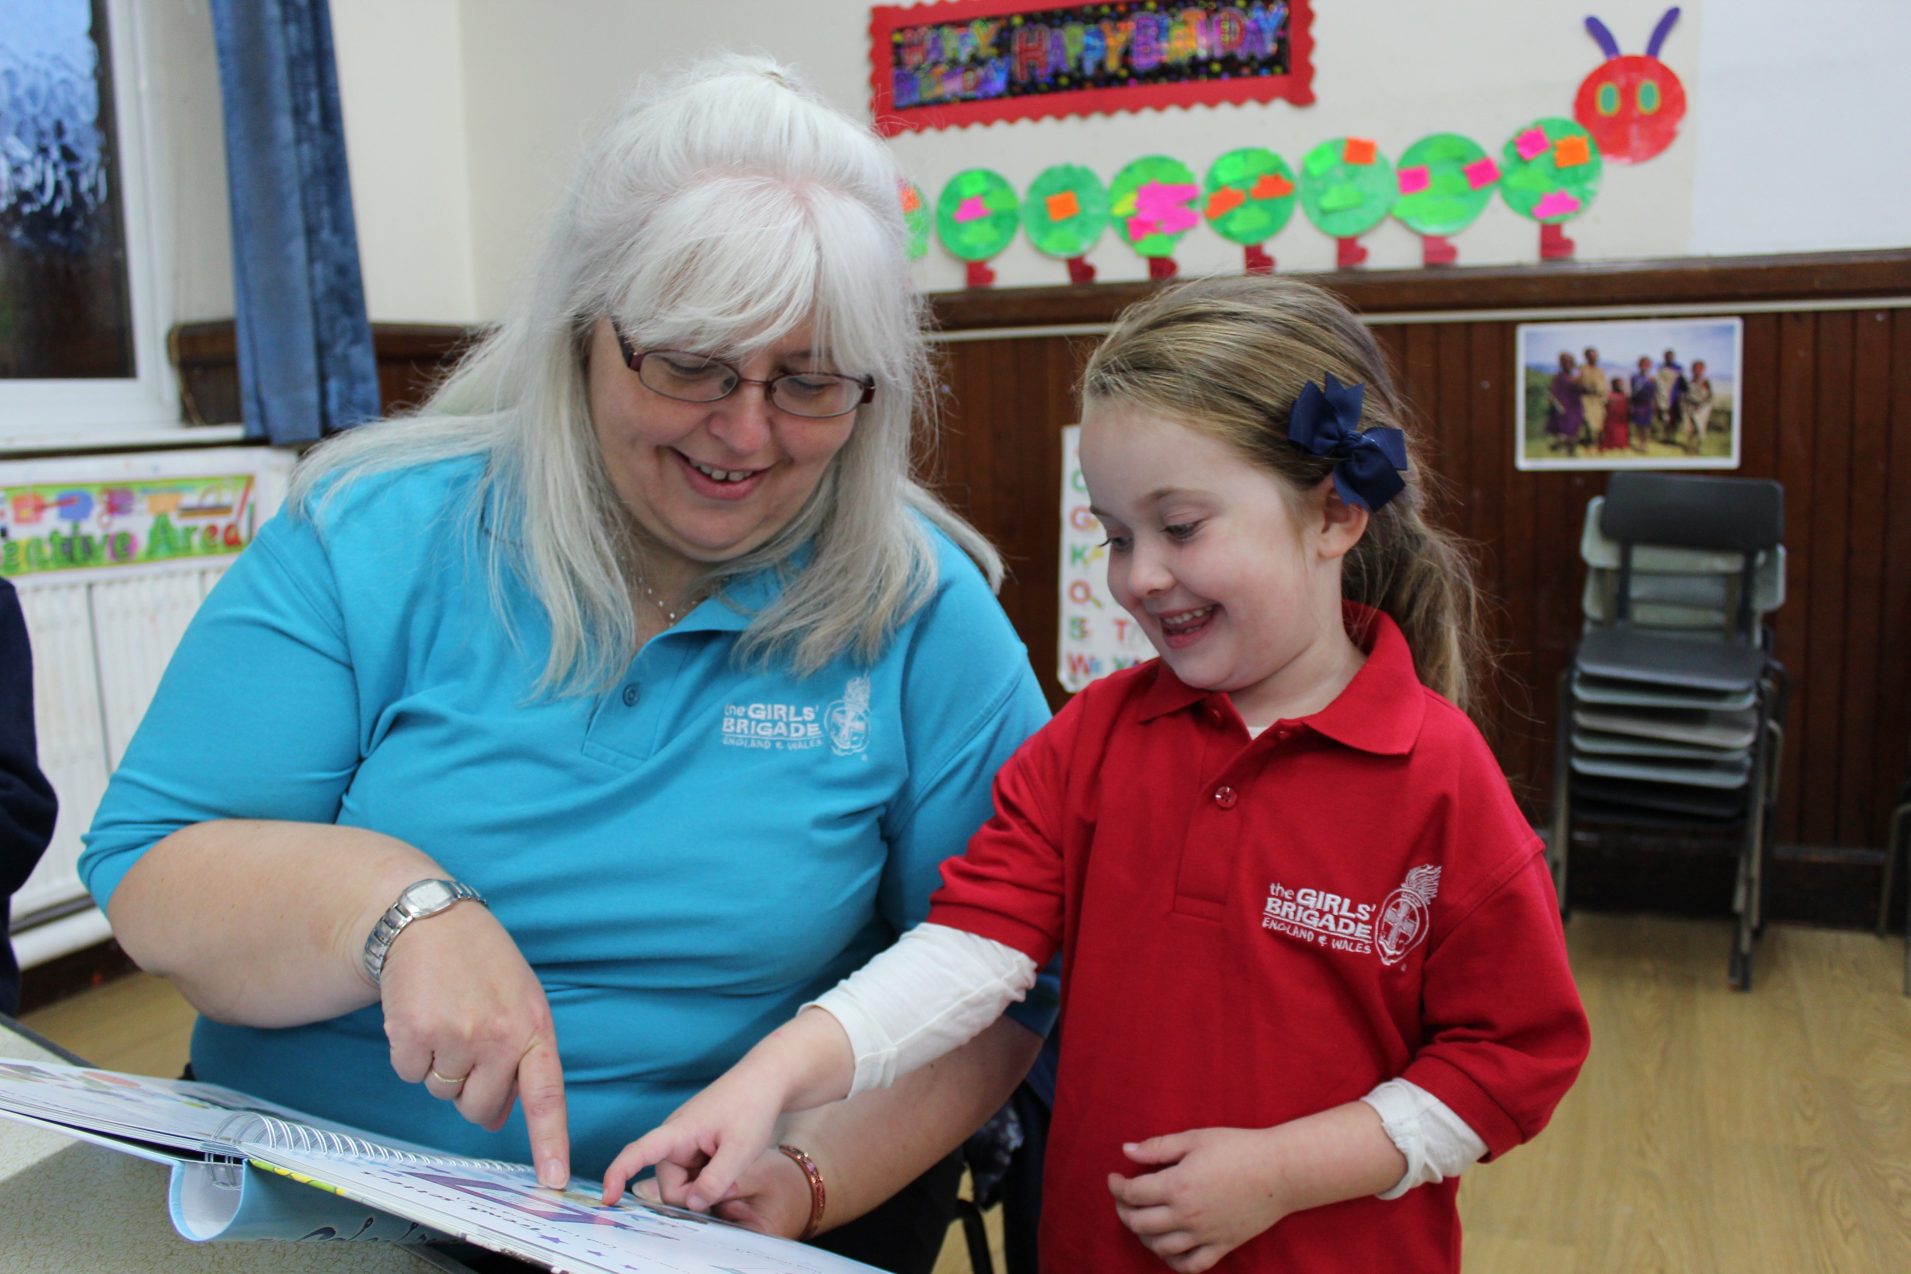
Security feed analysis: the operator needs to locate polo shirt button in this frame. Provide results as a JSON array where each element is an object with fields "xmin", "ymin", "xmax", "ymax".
[
  {"xmin": 621, "ymin": 684, "xmax": 639, "ymax": 707},
  {"xmin": 1213, "ymin": 785, "xmax": 1237, "ymax": 809}
]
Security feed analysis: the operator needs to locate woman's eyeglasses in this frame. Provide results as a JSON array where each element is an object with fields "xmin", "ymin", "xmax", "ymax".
[{"xmin": 612, "ymin": 323, "xmax": 874, "ymax": 420}]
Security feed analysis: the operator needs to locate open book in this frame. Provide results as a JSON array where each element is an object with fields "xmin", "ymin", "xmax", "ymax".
[{"xmin": 0, "ymin": 1058, "xmax": 883, "ymax": 1273}]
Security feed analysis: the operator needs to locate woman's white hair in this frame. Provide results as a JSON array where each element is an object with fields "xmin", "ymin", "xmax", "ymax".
[{"xmin": 291, "ymin": 52, "xmax": 1000, "ymax": 695}]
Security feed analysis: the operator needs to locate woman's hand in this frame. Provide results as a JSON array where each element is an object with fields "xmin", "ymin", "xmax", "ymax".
[
  {"xmin": 377, "ymin": 901, "xmax": 571, "ymax": 1189},
  {"xmin": 1107, "ymin": 1126, "xmax": 1295, "ymax": 1273}
]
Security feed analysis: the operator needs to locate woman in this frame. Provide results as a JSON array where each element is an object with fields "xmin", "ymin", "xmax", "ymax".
[
  {"xmin": 79, "ymin": 54, "xmax": 1050, "ymax": 1269},
  {"xmin": 1546, "ymin": 351, "xmax": 1582, "ymax": 455}
]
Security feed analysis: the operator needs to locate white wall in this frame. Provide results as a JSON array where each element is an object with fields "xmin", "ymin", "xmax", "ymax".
[
  {"xmin": 331, "ymin": 0, "xmax": 479, "ymax": 323},
  {"xmin": 1690, "ymin": 0, "xmax": 1911, "ymax": 256},
  {"xmin": 312, "ymin": 0, "xmax": 1911, "ymax": 320}
]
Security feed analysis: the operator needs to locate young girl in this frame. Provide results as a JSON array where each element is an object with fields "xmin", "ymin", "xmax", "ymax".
[
  {"xmin": 1603, "ymin": 374, "xmax": 1631, "ymax": 451},
  {"xmin": 605, "ymin": 276, "xmax": 1589, "ymax": 1272}
]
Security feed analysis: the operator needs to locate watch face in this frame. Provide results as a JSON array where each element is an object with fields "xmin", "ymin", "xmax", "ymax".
[{"xmin": 407, "ymin": 879, "xmax": 458, "ymax": 911}]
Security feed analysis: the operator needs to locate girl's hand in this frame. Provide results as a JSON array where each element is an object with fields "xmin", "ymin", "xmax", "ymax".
[
  {"xmin": 600, "ymin": 1067, "xmax": 787, "ymax": 1211},
  {"xmin": 379, "ymin": 901, "xmax": 570, "ymax": 1189},
  {"xmin": 1107, "ymin": 1127, "xmax": 1293, "ymax": 1273},
  {"xmin": 629, "ymin": 1143, "xmax": 816, "ymax": 1237},
  {"xmin": 601, "ymin": 1007, "xmax": 855, "ymax": 1211}
]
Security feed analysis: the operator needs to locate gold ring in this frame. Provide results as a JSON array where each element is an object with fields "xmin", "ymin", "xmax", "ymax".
[{"xmin": 427, "ymin": 1067, "xmax": 469, "ymax": 1087}]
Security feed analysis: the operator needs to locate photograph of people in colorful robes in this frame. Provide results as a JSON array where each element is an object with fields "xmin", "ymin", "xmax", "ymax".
[{"xmin": 1515, "ymin": 317, "xmax": 1743, "ymax": 470}]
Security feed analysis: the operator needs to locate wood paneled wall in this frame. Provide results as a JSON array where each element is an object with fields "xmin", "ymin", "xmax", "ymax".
[
  {"xmin": 166, "ymin": 250, "xmax": 1909, "ymax": 920},
  {"xmin": 922, "ymin": 251, "xmax": 1911, "ymax": 861}
]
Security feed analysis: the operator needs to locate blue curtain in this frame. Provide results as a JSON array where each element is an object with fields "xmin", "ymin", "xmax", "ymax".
[{"xmin": 209, "ymin": 0, "xmax": 378, "ymax": 444}]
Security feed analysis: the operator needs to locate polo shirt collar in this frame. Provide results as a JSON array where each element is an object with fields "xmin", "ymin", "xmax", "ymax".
[
  {"xmin": 1134, "ymin": 602, "xmax": 1425, "ymax": 756},
  {"xmin": 476, "ymin": 478, "xmax": 806, "ymax": 637},
  {"xmin": 665, "ymin": 541, "xmax": 812, "ymax": 635}
]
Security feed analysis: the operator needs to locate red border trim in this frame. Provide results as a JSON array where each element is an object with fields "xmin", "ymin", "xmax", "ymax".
[{"xmin": 869, "ymin": 0, "xmax": 1315, "ymax": 136}]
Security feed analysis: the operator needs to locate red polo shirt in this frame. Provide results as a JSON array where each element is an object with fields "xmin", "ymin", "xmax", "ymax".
[{"xmin": 928, "ymin": 607, "xmax": 1588, "ymax": 1272}]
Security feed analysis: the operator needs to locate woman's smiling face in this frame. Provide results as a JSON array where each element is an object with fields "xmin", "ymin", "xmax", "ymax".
[{"xmin": 585, "ymin": 317, "xmax": 857, "ymax": 576}]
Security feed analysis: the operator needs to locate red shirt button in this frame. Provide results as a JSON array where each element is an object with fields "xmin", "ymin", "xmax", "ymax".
[{"xmin": 1213, "ymin": 785, "xmax": 1237, "ymax": 809}]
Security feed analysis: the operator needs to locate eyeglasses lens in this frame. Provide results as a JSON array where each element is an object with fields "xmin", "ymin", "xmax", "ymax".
[{"xmin": 637, "ymin": 352, "xmax": 862, "ymax": 419}]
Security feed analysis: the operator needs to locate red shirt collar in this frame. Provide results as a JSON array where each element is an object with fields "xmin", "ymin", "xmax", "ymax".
[{"xmin": 1134, "ymin": 602, "xmax": 1427, "ymax": 755}]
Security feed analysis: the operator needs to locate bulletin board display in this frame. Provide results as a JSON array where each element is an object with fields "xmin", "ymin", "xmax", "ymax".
[
  {"xmin": 871, "ymin": 1, "xmax": 1315, "ymax": 135},
  {"xmin": 1058, "ymin": 424, "xmax": 1154, "ymax": 691}
]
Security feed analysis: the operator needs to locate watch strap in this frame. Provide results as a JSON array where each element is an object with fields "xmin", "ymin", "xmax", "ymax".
[{"xmin": 362, "ymin": 878, "xmax": 484, "ymax": 986}]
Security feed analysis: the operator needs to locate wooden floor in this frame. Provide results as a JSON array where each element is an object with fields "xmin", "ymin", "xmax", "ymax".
[{"xmin": 22, "ymin": 914, "xmax": 1911, "ymax": 1271}]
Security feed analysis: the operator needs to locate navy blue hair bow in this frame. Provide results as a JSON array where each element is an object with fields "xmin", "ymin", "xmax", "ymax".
[{"xmin": 1286, "ymin": 374, "xmax": 1408, "ymax": 512}]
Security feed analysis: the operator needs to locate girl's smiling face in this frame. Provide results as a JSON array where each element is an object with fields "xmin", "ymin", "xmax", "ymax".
[{"xmin": 1079, "ymin": 397, "xmax": 1366, "ymax": 726}]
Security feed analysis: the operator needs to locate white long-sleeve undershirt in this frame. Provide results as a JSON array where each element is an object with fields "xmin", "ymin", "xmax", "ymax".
[{"xmin": 809, "ymin": 921, "xmax": 1487, "ymax": 1198}]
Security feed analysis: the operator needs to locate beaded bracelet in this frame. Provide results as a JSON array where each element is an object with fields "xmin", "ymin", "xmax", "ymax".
[{"xmin": 777, "ymin": 1143, "xmax": 826, "ymax": 1241}]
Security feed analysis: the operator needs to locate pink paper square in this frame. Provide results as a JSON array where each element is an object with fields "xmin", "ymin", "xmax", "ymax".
[
  {"xmin": 1396, "ymin": 166, "xmax": 1430, "ymax": 195},
  {"xmin": 954, "ymin": 195, "xmax": 989, "ymax": 223},
  {"xmin": 1532, "ymin": 191, "xmax": 1582, "ymax": 219},
  {"xmin": 1516, "ymin": 128, "xmax": 1550, "ymax": 161},
  {"xmin": 1463, "ymin": 157, "xmax": 1500, "ymax": 189}
]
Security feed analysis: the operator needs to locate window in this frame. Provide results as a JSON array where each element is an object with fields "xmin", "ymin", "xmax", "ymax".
[{"xmin": 0, "ymin": 0, "xmax": 195, "ymax": 450}]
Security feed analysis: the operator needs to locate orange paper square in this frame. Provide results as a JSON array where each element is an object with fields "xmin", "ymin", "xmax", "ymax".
[
  {"xmin": 1206, "ymin": 187, "xmax": 1248, "ymax": 219},
  {"xmin": 1553, "ymin": 135, "xmax": 1591, "ymax": 168},
  {"xmin": 899, "ymin": 185, "xmax": 921, "ymax": 213},
  {"xmin": 1250, "ymin": 172, "xmax": 1295, "ymax": 200},
  {"xmin": 1343, "ymin": 137, "xmax": 1378, "ymax": 166},
  {"xmin": 1045, "ymin": 190, "xmax": 1081, "ymax": 220}
]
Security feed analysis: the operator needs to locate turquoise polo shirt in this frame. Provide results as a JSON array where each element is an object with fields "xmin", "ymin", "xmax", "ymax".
[{"xmin": 80, "ymin": 455, "xmax": 1053, "ymax": 1175}]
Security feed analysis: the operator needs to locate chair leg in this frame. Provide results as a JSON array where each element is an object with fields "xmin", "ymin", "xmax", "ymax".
[
  {"xmin": 1752, "ymin": 720, "xmax": 1783, "ymax": 938},
  {"xmin": 952, "ymin": 1197, "xmax": 995, "ymax": 1274},
  {"xmin": 1729, "ymin": 714, "xmax": 1775, "ymax": 991},
  {"xmin": 1880, "ymin": 804, "xmax": 1907, "ymax": 937},
  {"xmin": 1548, "ymin": 670, "xmax": 1573, "ymax": 916}
]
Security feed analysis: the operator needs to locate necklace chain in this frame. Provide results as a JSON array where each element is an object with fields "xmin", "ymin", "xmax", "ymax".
[{"xmin": 636, "ymin": 573, "xmax": 691, "ymax": 626}]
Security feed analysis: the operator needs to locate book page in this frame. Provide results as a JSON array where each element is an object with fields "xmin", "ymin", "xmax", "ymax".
[
  {"xmin": 0, "ymin": 1060, "xmax": 888, "ymax": 1271},
  {"xmin": 0, "ymin": 1058, "xmax": 318, "ymax": 1155},
  {"xmin": 241, "ymin": 1149, "xmax": 886, "ymax": 1274}
]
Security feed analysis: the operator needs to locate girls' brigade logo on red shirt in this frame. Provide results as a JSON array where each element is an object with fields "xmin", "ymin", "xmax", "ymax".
[
  {"xmin": 1262, "ymin": 866, "xmax": 1442, "ymax": 967},
  {"xmin": 1375, "ymin": 866, "xmax": 1442, "ymax": 967}
]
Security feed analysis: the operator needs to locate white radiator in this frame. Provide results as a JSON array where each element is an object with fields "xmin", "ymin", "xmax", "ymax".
[{"xmin": 3, "ymin": 447, "xmax": 295, "ymax": 967}]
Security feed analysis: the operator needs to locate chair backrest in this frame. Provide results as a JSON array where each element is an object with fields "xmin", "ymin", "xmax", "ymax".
[
  {"xmin": 1596, "ymin": 474, "xmax": 1785, "ymax": 639},
  {"xmin": 1599, "ymin": 474, "xmax": 1785, "ymax": 554}
]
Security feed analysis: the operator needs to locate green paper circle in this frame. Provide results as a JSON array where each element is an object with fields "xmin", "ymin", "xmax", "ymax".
[
  {"xmin": 1021, "ymin": 164, "xmax": 1110, "ymax": 259},
  {"xmin": 900, "ymin": 181, "xmax": 930, "ymax": 260},
  {"xmin": 1393, "ymin": 133, "xmax": 1494, "ymax": 237},
  {"xmin": 1108, "ymin": 155, "xmax": 1200, "ymax": 259},
  {"xmin": 1298, "ymin": 138, "xmax": 1396, "ymax": 239},
  {"xmin": 935, "ymin": 169, "xmax": 1020, "ymax": 262},
  {"xmin": 1499, "ymin": 117, "xmax": 1602, "ymax": 224},
  {"xmin": 1201, "ymin": 147, "xmax": 1297, "ymax": 246}
]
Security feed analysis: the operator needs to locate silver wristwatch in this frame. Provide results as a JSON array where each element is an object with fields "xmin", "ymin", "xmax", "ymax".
[{"xmin": 362, "ymin": 878, "xmax": 485, "ymax": 986}]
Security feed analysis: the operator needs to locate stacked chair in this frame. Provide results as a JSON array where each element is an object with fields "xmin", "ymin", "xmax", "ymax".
[
  {"xmin": 1547, "ymin": 473, "xmax": 1787, "ymax": 990},
  {"xmin": 1874, "ymin": 748, "xmax": 1911, "ymax": 995}
]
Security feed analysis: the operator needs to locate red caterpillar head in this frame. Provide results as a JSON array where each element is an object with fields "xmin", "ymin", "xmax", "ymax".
[{"xmin": 1574, "ymin": 8, "xmax": 1687, "ymax": 163}]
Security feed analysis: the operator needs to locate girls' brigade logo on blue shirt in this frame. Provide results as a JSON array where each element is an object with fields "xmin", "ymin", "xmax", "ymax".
[
  {"xmin": 1261, "ymin": 866, "xmax": 1441, "ymax": 967},
  {"xmin": 824, "ymin": 675, "xmax": 872, "ymax": 757},
  {"xmin": 721, "ymin": 675, "xmax": 872, "ymax": 756}
]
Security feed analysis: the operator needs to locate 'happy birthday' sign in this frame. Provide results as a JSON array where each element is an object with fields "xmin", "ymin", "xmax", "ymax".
[{"xmin": 870, "ymin": 1, "xmax": 1315, "ymax": 134}]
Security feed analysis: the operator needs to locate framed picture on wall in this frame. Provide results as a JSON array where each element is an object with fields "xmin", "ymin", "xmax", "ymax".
[{"xmin": 1514, "ymin": 316, "xmax": 1743, "ymax": 471}]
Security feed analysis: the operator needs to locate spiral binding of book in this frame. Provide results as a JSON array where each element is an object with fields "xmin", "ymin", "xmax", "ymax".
[{"xmin": 213, "ymin": 1111, "xmax": 527, "ymax": 1176}]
